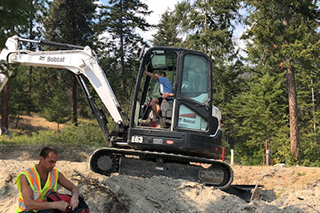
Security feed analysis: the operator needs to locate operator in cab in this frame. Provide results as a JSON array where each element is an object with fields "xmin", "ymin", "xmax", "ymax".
[{"xmin": 142, "ymin": 70, "xmax": 174, "ymax": 127}]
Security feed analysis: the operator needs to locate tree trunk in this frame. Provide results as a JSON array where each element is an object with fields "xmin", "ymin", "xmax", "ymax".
[
  {"xmin": 70, "ymin": 0, "xmax": 78, "ymax": 126},
  {"xmin": 204, "ymin": 0, "xmax": 208, "ymax": 54},
  {"xmin": 1, "ymin": 83, "xmax": 9, "ymax": 128},
  {"xmin": 27, "ymin": 66, "xmax": 33, "ymax": 116},
  {"xmin": 120, "ymin": 0, "xmax": 126, "ymax": 96},
  {"xmin": 283, "ymin": 5, "xmax": 300, "ymax": 163},
  {"xmin": 287, "ymin": 66, "xmax": 300, "ymax": 163},
  {"xmin": 72, "ymin": 75, "xmax": 78, "ymax": 126}
]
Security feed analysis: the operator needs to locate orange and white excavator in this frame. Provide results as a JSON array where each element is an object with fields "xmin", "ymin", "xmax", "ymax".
[{"xmin": 0, "ymin": 35, "xmax": 234, "ymax": 190}]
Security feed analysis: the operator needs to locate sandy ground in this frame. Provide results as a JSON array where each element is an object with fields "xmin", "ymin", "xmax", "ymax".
[{"xmin": 1, "ymin": 145, "xmax": 320, "ymax": 213}]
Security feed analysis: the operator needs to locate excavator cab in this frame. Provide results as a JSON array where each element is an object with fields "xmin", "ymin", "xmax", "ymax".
[{"xmin": 127, "ymin": 47, "xmax": 223, "ymax": 160}]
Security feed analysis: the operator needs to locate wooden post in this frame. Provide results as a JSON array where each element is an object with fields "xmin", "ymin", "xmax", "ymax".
[
  {"xmin": 266, "ymin": 149, "xmax": 270, "ymax": 166},
  {"xmin": 231, "ymin": 149, "xmax": 234, "ymax": 165},
  {"xmin": 264, "ymin": 140, "xmax": 270, "ymax": 166}
]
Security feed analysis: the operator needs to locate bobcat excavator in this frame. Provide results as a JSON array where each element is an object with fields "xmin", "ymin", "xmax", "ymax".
[{"xmin": 0, "ymin": 35, "xmax": 233, "ymax": 190}]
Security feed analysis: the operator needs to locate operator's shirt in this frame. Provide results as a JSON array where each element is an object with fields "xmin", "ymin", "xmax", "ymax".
[{"xmin": 158, "ymin": 76, "xmax": 173, "ymax": 94}]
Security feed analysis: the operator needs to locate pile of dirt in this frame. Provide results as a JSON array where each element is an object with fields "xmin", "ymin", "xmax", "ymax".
[{"xmin": 1, "ymin": 145, "xmax": 320, "ymax": 213}]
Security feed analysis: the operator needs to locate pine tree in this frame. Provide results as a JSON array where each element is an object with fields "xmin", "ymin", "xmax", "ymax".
[
  {"xmin": 241, "ymin": 0, "xmax": 320, "ymax": 164},
  {"xmin": 174, "ymin": 0, "xmax": 241, "ymax": 59},
  {"xmin": 0, "ymin": 0, "xmax": 35, "ymax": 128},
  {"xmin": 0, "ymin": 0, "xmax": 30, "ymax": 45},
  {"xmin": 43, "ymin": 0, "xmax": 96, "ymax": 125},
  {"xmin": 152, "ymin": 10, "xmax": 181, "ymax": 46},
  {"xmin": 96, "ymin": 0, "xmax": 152, "ymax": 104},
  {"xmin": 44, "ymin": 85, "xmax": 71, "ymax": 132}
]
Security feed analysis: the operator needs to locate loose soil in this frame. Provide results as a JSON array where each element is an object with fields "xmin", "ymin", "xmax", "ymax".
[
  {"xmin": 1, "ymin": 116, "xmax": 320, "ymax": 212},
  {"xmin": 1, "ymin": 145, "xmax": 320, "ymax": 213}
]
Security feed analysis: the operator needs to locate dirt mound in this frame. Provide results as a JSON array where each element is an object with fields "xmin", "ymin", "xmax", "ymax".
[
  {"xmin": 1, "ymin": 145, "xmax": 320, "ymax": 213},
  {"xmin": 0, "ymin": 145, "xmax": 97, "ymax": 162}
]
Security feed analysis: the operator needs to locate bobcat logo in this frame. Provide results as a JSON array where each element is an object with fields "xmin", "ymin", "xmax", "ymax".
[{"xmin": 39, "ymin": 56, "xmax": 46, "ymax": 61}]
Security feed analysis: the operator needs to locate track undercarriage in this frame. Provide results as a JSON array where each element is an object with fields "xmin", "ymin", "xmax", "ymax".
[{"xmin": 89, "ymin": 147, "xmax": 233, "ymax": 190}]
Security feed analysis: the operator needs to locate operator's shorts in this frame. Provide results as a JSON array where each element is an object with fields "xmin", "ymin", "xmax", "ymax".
[{"xmin": 157, "ymin": 97, "xmax": 174, "ymax": 105}]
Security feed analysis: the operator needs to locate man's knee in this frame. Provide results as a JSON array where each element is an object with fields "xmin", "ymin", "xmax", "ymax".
[{"xmin": 151, "ymin": 98, "xmax": 159, "ymax": 105}]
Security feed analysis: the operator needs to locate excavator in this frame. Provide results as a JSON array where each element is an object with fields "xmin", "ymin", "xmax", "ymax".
[{"xmin": 0, "ymin": 35, "xmax": 234, "ymax": 190}]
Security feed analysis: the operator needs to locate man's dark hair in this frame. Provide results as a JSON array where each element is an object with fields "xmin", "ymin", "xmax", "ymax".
[
  {"xmin": 159, "ymin": 71, "xmax": 166, "ymax": 77},
  {"xmin": 40, "ymin": 146, "xmax": 58, "ymax": 159}
]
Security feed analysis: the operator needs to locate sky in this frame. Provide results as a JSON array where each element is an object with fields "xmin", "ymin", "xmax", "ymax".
[
  {"xmin": 137, "ymin": 0, "xmax": 179, "ymax": 42},
  {"xmin": 98, "ymin": 0, "xmax": 246, "ymax": 51},
  {"xmin": 98, "ymin": 0, "xmax": 179, "ymax": 43}
]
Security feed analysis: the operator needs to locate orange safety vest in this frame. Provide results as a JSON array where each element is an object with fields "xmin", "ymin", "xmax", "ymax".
[{"xmin": 15, "ymin": 165, "xmax": 59, "ymax": 213}]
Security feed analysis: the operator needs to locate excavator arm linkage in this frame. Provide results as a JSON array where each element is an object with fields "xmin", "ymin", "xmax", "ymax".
[{"xmin": 0, "ymin": 36, "xmax": 126, "ymax": 139}]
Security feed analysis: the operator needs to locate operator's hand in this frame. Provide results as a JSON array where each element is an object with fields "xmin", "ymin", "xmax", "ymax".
[
  {"xmin": 162, "ymin": 92, "xmax": 171, "ymax": 98},
  {"xmin": 53, "ymin": 201, "xmax": 69, "ymax": 211},
  {"xmin": 70, "ymin": 195, "xmax": 79, "ymax": 210}
]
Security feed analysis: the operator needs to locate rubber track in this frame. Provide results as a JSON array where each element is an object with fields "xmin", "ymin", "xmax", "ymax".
[{"xmin": 91, "ymin": 147, "xmax": 234, "ymax": 189}]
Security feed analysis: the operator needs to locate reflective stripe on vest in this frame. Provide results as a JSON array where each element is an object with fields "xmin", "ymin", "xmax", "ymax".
[{"xmin": 15, "ymin": 165, "xmax": 59, "ymax": 213}]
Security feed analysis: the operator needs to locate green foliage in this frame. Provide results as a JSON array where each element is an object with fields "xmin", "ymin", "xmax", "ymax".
[
  {"xmin": 0, "ymin": 121, "xmax": 106, "ymax": 146},
  {"xmin": 236, "ymin": 0, "xmax": 320, "ymax": 165},
  {"xmin": 56, "ymin": 122, "xmax": 106, "ymax": 146},
  {"xmin": 152, "ymin": 10, "xmax": 181, "ymax": 46},
  {"xmin": 44, "ymin": 0, "xmax": 96, "ymax": 45},
  {"xmin": 95, "ymin": 0, "xmax": 152, "ymax": 104},
  {"xmin": 0, "ymin": 0, "xmax": 30, "ymax": 45},
  {"xmin": 174, "ymin": 0, "xmax": 241, "ymax": 60},
  {"xmin": 43, "ymin": 88, "xmax": 71, "ymax": 130},
  {"xmin": 0, "ymin": 64, "xmax": 37, "ymax": 115},
  {"xmin": 2, "ymin": 0, "xmax": 320, "ymax": 167},
  {"xmin": 42, "ymin": 0, "xmax": 97, "ymax": 123}
]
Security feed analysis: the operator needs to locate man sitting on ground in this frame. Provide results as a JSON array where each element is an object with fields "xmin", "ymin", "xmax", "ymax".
[{"xmin": 16, "ymin": 146, "xmax": 79, "ymax": 213}]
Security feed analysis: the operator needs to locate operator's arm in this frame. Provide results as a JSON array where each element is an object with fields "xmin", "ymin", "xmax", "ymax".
[
  {"xmin": 144, "ymin": 71, "xmax": 158, "ymax": 80},
  {"xmin": 58, "ymin": 172, "xmax": 79, "ymax": 210},
  {"xmin": 20, "ymin": 175, "xmax": 68, "ymax": 211}
]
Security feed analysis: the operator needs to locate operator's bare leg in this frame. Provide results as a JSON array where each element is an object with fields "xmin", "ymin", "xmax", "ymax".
[{"xmin": 151, "ymin": 98, "xmax": 161, "ymax": 121}]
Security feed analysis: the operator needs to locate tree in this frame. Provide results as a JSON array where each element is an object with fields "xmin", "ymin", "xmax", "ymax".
[
  {"xmin": 0, "ymin": 0, "xmax": 31, "ymax": 46},
  {"xmin": 0, "ymin": 0, "xmax": 35, "ymax": 128},
  {"xmin": 44, "ymin": 86, "xmax": 71, "ymax": 132},
  {"xmin": 152, "ymin": 10, "xmax": 181, "ymax": 46},
  {"xmin": 172, "ymin": 0, "xmax": 245, "ymax": 108},
  {"xmin": 43, "ymin": 0, "xmax": 96, "ymax": 125},
  {"xmin": 174, "ymin": 0, "xmax": 241, "ymax": 59},
  {"xmin": 96, "ymin": 0, "xmax": 153, "ymax": 104},
  {"xmin": 242, "ymin": 0, "xmax": 320, "ymax": 163}
]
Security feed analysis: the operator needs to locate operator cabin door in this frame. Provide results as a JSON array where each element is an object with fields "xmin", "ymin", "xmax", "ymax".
[{"xmin": 173, "ymin": 51, "xmax": 213, "ymax": 133}]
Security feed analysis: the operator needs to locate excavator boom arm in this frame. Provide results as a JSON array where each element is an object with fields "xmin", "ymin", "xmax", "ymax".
[{"xmin": 0, "ymin": 36, "xmax": 123, "ymax": 125}]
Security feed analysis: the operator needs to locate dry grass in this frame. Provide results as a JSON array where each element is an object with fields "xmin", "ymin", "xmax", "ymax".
[{"xmin": 8, "ymin": 114, "xmax": 64, "ymax": 134}]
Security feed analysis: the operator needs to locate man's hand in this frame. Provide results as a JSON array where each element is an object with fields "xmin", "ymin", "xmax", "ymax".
[
  {"xmin": 52, "ymin": 201, "xmax": 69, "ymax": 211},
  {"xmin": 70, "ymin": 195, "xmax": 79, "ymax": 210},
  {"xmin": 162, "ymin": 92, "xmax": 173, "ymax": 98},
  {"xmin": 58, "ymin": 172, "xmax": 79, "ymax": 210}
]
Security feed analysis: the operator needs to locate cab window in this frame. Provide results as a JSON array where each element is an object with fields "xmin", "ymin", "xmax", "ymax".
[{"xmin": 181, "ymin": 54, "xmax": 208, "ymax": 104}]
